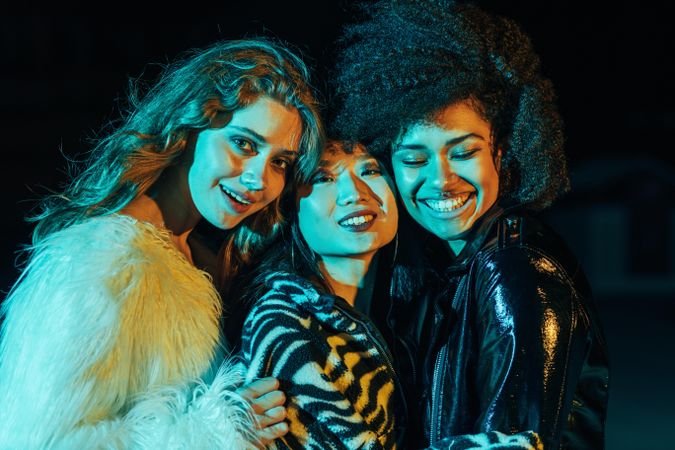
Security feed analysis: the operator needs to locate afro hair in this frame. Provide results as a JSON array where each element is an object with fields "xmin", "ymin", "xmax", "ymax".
[{"xmin": 331, "ymin": 0, "xmax": 569, "ymax": 209}]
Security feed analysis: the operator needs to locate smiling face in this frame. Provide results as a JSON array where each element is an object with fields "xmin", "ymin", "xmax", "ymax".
[
  {"xmin": 187, "ymin": 96, "xmax": 302, "ymax": 230},
  {"xmin": 297, "ymin": 143, "xmax": 398, "ymax": 260},
  {"xmin": 392, "ymin": 101, "xmax": 500, "ymax": 253}
]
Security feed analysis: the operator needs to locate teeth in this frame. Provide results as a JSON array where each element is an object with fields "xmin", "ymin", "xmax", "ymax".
[
  {"xmin": 339, "ymin": 214, "xmax": 375, "ymax": 226},
  {"xmin": 425, "ymin": 194, "xmax": 469, "ymax": 212},
  {"xmin": 220, "ymin": 185, "xmax": 251, "ymax": 205}
]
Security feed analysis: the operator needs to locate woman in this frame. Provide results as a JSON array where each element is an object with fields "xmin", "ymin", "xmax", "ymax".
[
  {"xmin": 0, "ymin": 38, "xmax": 323, "ymax": 449},
  {"xmin": 238, "ymin": 141, "xmax": 399, "ymax": 449},
  {"xmin": 332, "ymin": 1, "xmax": 610, "ymax": 449}
]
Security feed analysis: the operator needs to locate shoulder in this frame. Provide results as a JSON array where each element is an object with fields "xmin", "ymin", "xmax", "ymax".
[
  {"xmin": 245, "ymin": 272, "xmax": 334, "ymax": 320},
  {"xmin": 31, "ymin": 214, "xmax": 164, "ymax": 270},
  {"xmin": 241, "ymin": 272, "xmax": 338, "ymax": 352},
  {"xmin": 476, "ymin": 212, "xmax": 584, "ymax": 286},
  {"xmin": 471, "ymin": 212, "xmax": 591, "ymax": 321},
  {"xmin": 9, "ymin": 214, "xmax": 215, "ymax": 312},
  {"xmin": 10, "ymin": 215, "xmax": 143, "ymax": 293}
]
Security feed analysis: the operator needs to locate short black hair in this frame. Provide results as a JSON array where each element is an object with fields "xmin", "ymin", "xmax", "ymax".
[{"xmin": 332, "ymin": 0, "xmax": 569, "ymax": 209}]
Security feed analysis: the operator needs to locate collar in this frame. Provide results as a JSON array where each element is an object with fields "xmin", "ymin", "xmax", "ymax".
[
  {"xmin": 264, "ymin": 272, "xmax": 336, "ymax": 314},
  {"xmin": 443, "ymin": 202, "xmax": 525, "ymax": 274}
]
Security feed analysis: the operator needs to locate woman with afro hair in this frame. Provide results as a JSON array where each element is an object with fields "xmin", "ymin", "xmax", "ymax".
[{"xmin": 331, "ymin": 1, "xmax": 609, "ymax": 449}]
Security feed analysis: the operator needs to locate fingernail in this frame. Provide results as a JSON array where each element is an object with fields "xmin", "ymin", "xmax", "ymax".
[{"xmin": 268, "ymin": 406, "xmax": 286, "ymax": 418}]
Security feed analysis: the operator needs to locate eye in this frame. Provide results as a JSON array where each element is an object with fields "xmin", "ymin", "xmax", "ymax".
[
  {"xmin": 360, "ymin": 161, "xmax": 382, "ymax": 177},
  {"xmin": 271, "ymin": 157, "xmax": 294, "ymax": 171},
  {"xmin": 400, "ymin": 157, "xmax": 428, "ymax": 167},
  {"xmin": 361, "ymin": 166, "xmax": 382, "ymax": 177},
  {"xmin": 395, "ymin": 148, "xmax": 428, "ymax": 167},
  {"xmin": 310, "ymin": 171, "xmax": 334, "ymax": 184},
  {"xmin": 450, "ymin": 148, "xmax": 479, "ymax": 160},
  {"xmin": 231, "ymin": 137, "xmax": 257, "ymax": 154}
]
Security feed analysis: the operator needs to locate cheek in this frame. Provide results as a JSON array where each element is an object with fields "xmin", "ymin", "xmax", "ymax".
[
  {"xmin": 297, "ymin": 196, "xmax": 331, "ymax": 249},
  {"xmin": 385, "ymin": 201, "xmax": 399, "ymax": 236},
  {"xmin": 374, "ymin": 183, "xmax": 399, "ymax": 229},
  {"xmin": 393, "ymin": 168, "xmax": 417, "ymax": 197},
  {"xmin": 394, "ymin": 169, "xmax": 425, "ymax": 216},
  {"xmin": 262, "ymin": 171, "xmax": 287, "ymax": 204},
  {"xmin": 187, "ymin": 163, "xmax": 208, "ymax": 196},
  {"xmin": 194, "ymin": 135, "xmax": 227, "ymax": 175},
  {"xmin": 474, "ymin": 161, "xmax": 500, "ymax": 197}
]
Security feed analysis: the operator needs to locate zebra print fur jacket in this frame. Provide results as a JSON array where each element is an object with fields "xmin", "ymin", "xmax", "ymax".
[{"xmin": 241, "ymin": 272, "xmax": 397, "ymax": 450}]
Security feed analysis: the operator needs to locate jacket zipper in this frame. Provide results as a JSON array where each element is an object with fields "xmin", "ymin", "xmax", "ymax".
[
  {"xmin": 430, "ymin": 276, "xmax": 465, "ymax": 445},
  {"xmin": 430, "ymin": 343, "xmax": 447, "ymax": 445}
]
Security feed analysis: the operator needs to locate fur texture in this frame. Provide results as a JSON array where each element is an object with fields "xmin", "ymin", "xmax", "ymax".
[
  {"xmin": 241, "ymin": 272, "xmax": 396, "ymax": 449},
  {"xmin": 0, "ymin": 215, "xmax": 254, "ymax": 449},
  {"xmin": 431, "ymin": 430, "xmax": 543, "ymax": 449}
]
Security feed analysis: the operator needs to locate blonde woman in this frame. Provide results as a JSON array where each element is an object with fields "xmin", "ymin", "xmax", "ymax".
[{"xmin": 0, "ymin": 38, "xmax": 323, "ymax": 449}]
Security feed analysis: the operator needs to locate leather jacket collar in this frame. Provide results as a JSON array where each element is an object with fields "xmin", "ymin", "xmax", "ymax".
[{"xmin": 444, "ymin": 202, "xmax": 526, "ymax": 273}]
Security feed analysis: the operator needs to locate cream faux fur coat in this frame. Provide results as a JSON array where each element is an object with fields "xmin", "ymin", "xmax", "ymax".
[{"xmin": 0, "ymin": 214, "xmax": 254, "ymax": 449}]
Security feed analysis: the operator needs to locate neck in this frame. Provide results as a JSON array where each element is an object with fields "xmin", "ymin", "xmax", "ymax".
[
  {"xmin": 120, "ymin": 165, "xmax": 201, "ymax": 260},
  {"xmin": 447, "ymin": 239, "xmax": 467, "ymax": 256},
  {"xmin": 318, "ymin": 252, "xmax": 376, "ymax": 307}
]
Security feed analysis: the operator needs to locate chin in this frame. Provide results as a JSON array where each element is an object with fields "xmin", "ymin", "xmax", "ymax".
[
  {"xmin": 339, "ymin": 243, "xmax": 378, "ymax": 257},
  {"xmin": 425, "ymin": 224, "xmax": 467, "ymax": 242},
  {"xmin": 212, "ymin": 216, "xmax": 243, "ymax": 231}
]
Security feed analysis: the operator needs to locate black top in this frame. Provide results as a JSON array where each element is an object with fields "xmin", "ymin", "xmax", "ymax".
[{"xmin": 410, "ymin": 205, "xmax": 609, "ymax": 449}]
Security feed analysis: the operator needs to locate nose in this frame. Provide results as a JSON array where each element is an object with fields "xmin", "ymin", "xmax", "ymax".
[
  {"xmin": 239, "ymin": 156, "xmax": 267, "ymax": 192},
  {"xmin": 336, "ymin": 172, "xmax": 369, "ymax": 206},
  {"xmin": 429, "ymin": 156, "xmax": 458, "ymax": 190}
]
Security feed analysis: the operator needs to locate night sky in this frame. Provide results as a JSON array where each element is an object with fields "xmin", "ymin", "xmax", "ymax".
[{"xmin": 1, "ymin": 2, "xmax": 674, "ymax": 448}]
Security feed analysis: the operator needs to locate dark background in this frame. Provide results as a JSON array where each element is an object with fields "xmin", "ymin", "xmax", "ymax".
[{"xmin": 1, "ymin": 2, "xmax": 673, "ymax": 448}]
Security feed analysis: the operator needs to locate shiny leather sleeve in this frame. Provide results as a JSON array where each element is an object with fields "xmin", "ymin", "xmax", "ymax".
[{"xmin": 471, "ymin": 245, "xmax": 592, "ymax": 449}]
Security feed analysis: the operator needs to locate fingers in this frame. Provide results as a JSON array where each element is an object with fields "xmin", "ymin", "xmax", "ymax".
[
  {"xmin": 256, "ymin": 405, "xmax": 286, "ymax": 429},
  {"xmin": 250, "ymin": 389, "xmax": 285, "ymax": 415},
  {"xmin": 237, "ymin": 377, "xmax": 279, "ymax": 403},
  {"xmin": 237, "ymin": 377, "xmax": 289, "ymax": 447},
  {"xmin": 256, "ymin": 421, "xmax": 289, "ymax": 447}
]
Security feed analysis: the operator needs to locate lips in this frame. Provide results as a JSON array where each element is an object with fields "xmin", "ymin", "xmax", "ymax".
[
  {"xmin": 219, "ymin": 184, "xmax": 256, "ymax": 213},
  {"xmin": 420, "ymin": 192, "xmax": 473, "ymax": 217},
  {"xmin": 337, "ymin": 209, "xmax": 378, "ymax": 232}
]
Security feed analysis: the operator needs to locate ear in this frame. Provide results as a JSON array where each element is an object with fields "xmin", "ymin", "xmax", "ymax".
[{"xmin": 494, "ymin": 147, "xmax": 502, "ymax": 173}]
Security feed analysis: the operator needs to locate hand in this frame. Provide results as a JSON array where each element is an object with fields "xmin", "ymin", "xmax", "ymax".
[{"xmin": 237, "ymin": 377, "xmax": 288, "ymax": 448}]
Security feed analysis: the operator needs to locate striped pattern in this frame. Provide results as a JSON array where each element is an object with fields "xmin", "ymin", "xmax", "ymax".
[
  {"xmin": 432, "ymin": 430, "xmax": 544, "ymax": 449},
  {"xmin": 241, "ymin": 273, "xmax": 396, "ymax": 449}
]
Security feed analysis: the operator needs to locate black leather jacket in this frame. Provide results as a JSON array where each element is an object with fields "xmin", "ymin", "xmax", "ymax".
[{"xmin": 414, "ymin": 206, "xmax": 609, "ymax": 449}]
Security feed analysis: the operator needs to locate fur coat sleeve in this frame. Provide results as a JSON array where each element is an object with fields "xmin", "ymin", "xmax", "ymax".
[{"xmin": 0, "ymin": 215, "xmax": 255, "ymax": 450}]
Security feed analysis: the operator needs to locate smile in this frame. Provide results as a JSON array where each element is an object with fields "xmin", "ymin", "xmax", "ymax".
[
  {"xmin": 219, "ymin": 185, "xmax": 253, "ymax": 205},
  {"xmin": 337, "ymin": 211, "xmax": 377, "ymax": 232},
  {"xmin": 339, "ymin": 214, "xmax": 375, "ymax": 226},
  {"xmin": 422, "ymin": 192, "xmax": 470, "ymax": 212}
]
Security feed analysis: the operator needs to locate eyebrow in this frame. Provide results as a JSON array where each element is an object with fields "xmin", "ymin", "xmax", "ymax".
[
  {"xmin": 230, "ymin": 125, "xmax": 299, "ymax": 155},
  {"xmin": 229, "ymin": 126, "xmax": 266, "ymax": 143},
  {"xmin": 281, "ymin": 149, "xmax": 299, "ymax": 159},
  {"xmin": 317, "ymin": 154, "xmax": 378, "ymax": 168},
  {"xmin": 395, "ymin": 132, "xmax": 486, "ymax": 151}
]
